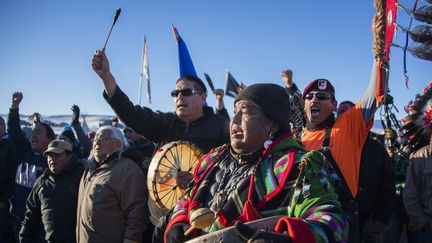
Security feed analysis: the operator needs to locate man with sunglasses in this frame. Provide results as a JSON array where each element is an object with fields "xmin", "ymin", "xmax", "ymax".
[
  {"xmin": 91, "ymin": 50, "xmax": 229, "ymax": 153},
  {"xmin": 91, "ymin": 50, "xmax": 230, "ymax": 239},
  {"xmin": 300, "ymin": 74, "xmax": 385, "ymax": 242}
]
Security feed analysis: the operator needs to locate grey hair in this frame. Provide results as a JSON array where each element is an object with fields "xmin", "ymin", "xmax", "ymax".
[{"xmin": 97, "ymin": 125, "xmax": 129, "ymax": 151}]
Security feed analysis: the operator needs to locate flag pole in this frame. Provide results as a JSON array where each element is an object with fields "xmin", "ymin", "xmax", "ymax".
[
  {"xmin": 139, "ymin": 76, "xmax": 144, "ymax": 106},
  {"xmin": 139, "ymin": 36, "xmax": 145, "ymax": 105}
]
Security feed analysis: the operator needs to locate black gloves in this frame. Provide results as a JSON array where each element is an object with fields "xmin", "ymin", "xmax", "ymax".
[
  {"xmin": 71, "ymin": 105, "xmax": 80, "ymax": 125},
  {"xmin": 235, "ymin": 221, "xmax": 292, "ymax": 243},
  {"xmin": 165, "ymin": 222, "xmax": 192, "ymax": 243}
]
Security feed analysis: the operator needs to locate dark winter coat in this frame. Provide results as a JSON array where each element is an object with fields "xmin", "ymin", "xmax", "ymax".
[
  {"xmin": 19, "ymin": 158, "xmax": 84, "ymax": 243},
  {"xmin": 356, "ymin": 136, "xmax": 396, "ymax": 228},
  {"xmin": 0, "ymin": 133, "xmax": 18, "ymax": 207}
]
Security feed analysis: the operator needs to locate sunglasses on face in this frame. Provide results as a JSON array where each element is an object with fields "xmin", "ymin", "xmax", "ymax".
[
  {"xmin": 304, "ymin": 92, "xmax": 332, "ymax": 101},
  {"xmin": 170, "ymin": 89, "xmax": 203, "ymax": 97}
]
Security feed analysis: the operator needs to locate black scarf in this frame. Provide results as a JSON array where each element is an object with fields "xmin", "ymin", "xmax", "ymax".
[{"xmin": 305, "ymin": 113, "xmax": 335, "ymax": 131}]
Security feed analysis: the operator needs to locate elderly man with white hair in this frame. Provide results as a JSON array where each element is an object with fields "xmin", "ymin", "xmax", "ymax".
[{"xmin": 76, "ymin": 126, "xmax": 147, "ymax": 243}]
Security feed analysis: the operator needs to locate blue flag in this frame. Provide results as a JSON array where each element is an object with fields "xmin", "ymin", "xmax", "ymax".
[{"xmin": 172, "ymin": 25, "xmax": 197, "ymax": 77}]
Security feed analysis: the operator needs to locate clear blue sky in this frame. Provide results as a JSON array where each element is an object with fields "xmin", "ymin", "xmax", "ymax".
[{"xmin": 0, "ymin": 1, "xmax": 430, "ymax": 120}]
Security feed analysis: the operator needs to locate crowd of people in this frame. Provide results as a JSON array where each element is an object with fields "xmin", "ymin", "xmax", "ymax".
[
  {"xmin": 0, "ymin": 14, "xmax": 430, "ymax": 243},
  {"xmin": 0, "ymin": 60, "xmax": 430, "ymax": 243}
]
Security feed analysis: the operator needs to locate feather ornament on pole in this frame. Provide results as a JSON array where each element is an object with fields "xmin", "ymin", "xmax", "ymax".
[
  {"xmin": 392, "ymin": 42, "xmax": 432, "ymax": 61},
  {"xmin": 408, "ymin": 25, "xmax": 432, "ymax": 43},
  {"xmin": 398, "ymin": 4, "xmax": 432, "ymax": 24}
]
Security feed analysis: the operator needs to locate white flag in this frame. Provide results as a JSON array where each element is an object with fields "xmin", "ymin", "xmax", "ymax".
[{"xmin": 140, "ymin": 36, "xmax": 151, "ymax": 104}]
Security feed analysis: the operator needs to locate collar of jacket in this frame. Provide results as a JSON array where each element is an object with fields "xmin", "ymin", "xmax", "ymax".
[
  {"xmin": 174, "ymin": 106, "xmax": 216, "ymax": 129},
  {"xmin": 96, "ymin": 150, "xmax": 123, "ymax": 167},
  {"xmin": 43, "ymin": 157, "xmax": 82, "ymax": 178}
]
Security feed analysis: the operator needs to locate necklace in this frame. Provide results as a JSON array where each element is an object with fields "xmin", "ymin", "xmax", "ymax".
[{"xmin": 209, "ymin": 149, "xmax": 262, "ymax": 212}]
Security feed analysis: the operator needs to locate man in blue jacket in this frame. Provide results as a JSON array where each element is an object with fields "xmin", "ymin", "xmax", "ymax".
[{"xmin": 7, "ymin": 92, "xmax": 55, "ymax": 240}]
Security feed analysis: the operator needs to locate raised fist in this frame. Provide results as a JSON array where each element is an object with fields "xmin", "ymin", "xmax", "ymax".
[
  {"xmin": 71, "ymin": 105, "xmax": 80, "ymax": 125},
  {"xmin": 11, "ymin": 92, "xmax": 23, "ymax": 109},
  {"xmin": 213, "ymin": 88, "xmax": 224, "ymax": 98},
  {"xmin": 91, "ymin": 50, "xmax": 111, "ymax": 78}
]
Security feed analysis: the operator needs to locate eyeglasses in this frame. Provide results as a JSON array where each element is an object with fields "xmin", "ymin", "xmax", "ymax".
[
  {"xmin": 304, "ymin": 92, "xmax": 332, "ymax": 101},
  {"xmin": 93, "ymin": 137, "xmax": 115, "ymax": 144},
  {"xmin": 170, "ymin": 89, "xmax": 203, "ymax": 97}
]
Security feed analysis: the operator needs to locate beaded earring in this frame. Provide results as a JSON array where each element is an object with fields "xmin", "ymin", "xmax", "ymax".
[{"xmin": 263, "ymin": 131, "xmax": 274, "ymax": 149}]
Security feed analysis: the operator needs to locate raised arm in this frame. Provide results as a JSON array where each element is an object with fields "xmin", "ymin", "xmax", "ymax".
[
  {"xmin": 7, "ymin": 92, "xmax": 32, "ymax": 158},
  {"xmin": 91, "ymin": 50, "xmax": 174, "ymax": 142},
  {"xmin": 359, "ymin": 2, "xmax": 388, "ymax": 124},
  {"xmin": 359, "ymin": 59, "xmax": 381, "ymax": 124},
  {"xmin": 91, "ymin": 50, "xmax": 118, "ymax": 98},
  {"xmin": 70, "ymin": 105, "xmax": 92, "ymax": 157},
  {"xmin": 213, "ymin": 88, "xmax": 230, "ymax": 120}
]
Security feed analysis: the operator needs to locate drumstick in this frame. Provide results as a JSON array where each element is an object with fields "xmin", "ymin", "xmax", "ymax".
[
  {"xmin": 102, "ymin": 7, "xmax": 121, "ymax": 51},
  {"xmin": 184, "ymin": 208, "xmax": 215, "ymax": 236}
]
